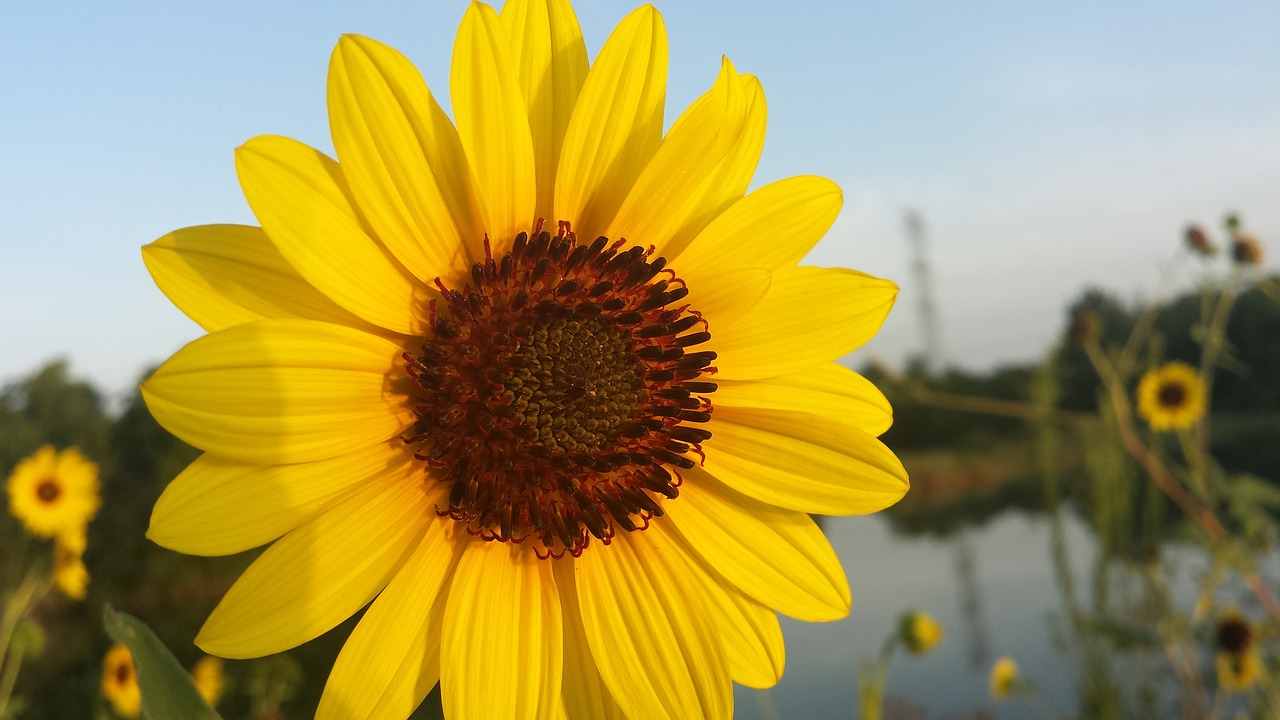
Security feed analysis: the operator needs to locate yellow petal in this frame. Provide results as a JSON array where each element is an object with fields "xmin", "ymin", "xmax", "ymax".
[
  {"xmin": 713, "ymin": 364, "xmax": 893, "ymax": 437},
  {"xmin": 235, "ymin": 135, "xmax": 428, "ymax": 335},
  {"xmin": 659, "ymin": 73, "xmax": 767, "ymax": 261},
  {"xmin": 148, "ymin": 440, "xmax": 418, "ymax": 557},
  {"xmin": 142, "ymin": 224, "xmax": 375, "ymax": 333},
  {"xmin": 703, "ymin": 404, "xmax": 909, "ymax": 515},
  {"xmin": 711, "ymin": 266, "xmax": 898, "ymax": 381},
  {"xmin": 316, "ymin": 524, "xmax": 465, "ymax": 720},
  {"xmin": 676, "ymin": 175, "xmax": 843, "ymax": 287},
  {"xmin": 451, "ymin": 2, "xmax": 537, "ymax": 243},
  {"xmin": 554, "ymin": 5, "xmax": 666, "ymax": 238},
  {"xmin": 605, "ymin": 57, "xmax": 747, "ymax": 257},
  {"xmin": 328, "ymin": 34, "xmax": 486, "ymax": 285},
  {"xmin": 551, "ymin": 560, "xmax": 627, "ymax": 720},
  {"xmin": 575, "ymin": 525, "xmax": 731, "ymax": 720},
  {"xmin": 196, "ymin": 478, "xmax": 440, "ymax": 658},
  {"xmin": 500, "ymin": 0, "xmax": 588, "ymax": 221},
  {"xmin": 696, "ymin": 570, "xmax": 785, "ymax": 688},
  {"xmin": 141, "ymin": 320, "xmax": 413, "ymax": 465},
  {"xmin": 441, "ymin": 542, "xmax": 561, "ymax": 720},
  {"xmin": 666, "ymin": 465, "xmax": 851, "ymax": 621},
  {"xmin": 689, "ymin": 267, "xmax": 770, "ymax": 329}
]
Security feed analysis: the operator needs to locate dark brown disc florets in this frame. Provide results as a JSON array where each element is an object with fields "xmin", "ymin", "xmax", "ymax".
[
  {"xmin": 1157, "ymin": 381, "xmax": 1187, "ymax": 409},
  {"xmin": 403, "ymin": 223, "xmax": 716, "ymax": 557},
  {"xmin": 1217, "ymin": 615, "xmax": 1252, "ymax": 655}
]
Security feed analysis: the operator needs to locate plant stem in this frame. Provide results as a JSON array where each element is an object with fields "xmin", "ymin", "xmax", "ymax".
[{"xmin": 0, "ymin": 572, "xmax": 44, "ymax": 716}]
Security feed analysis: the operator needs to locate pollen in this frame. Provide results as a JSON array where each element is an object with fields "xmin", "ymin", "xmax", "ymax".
[{"xmin": 404, "ymin": 223, "xmax": 716, "ymax": 557}]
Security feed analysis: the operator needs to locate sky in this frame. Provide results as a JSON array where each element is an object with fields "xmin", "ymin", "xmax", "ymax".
[{"xmin": 3, "ymin": 0, "xmax": 1279, "ymax": 399}]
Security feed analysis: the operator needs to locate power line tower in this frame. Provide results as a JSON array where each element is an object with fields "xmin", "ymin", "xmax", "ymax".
[
  {"xmin": 904, "ymin": 210, "xmax": 943, "ymax": 371},
  {"xmin": 906, "ymin": 211, "xmax": 990, "ymax": 666}
]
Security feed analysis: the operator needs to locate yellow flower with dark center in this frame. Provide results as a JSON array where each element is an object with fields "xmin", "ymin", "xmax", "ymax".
[
  {"xmin": 6, "ymin": 445, "xmax": 100, "ymax": 539},
  {"xmin": 989, "ymin": 656, "xmax": 1019, "ymax": 700},
  {"xmin": 1217, "ymin": 649, "xmax": 1264, "ymax": 692},
  {"xmin": 192, "ymin": 655, "xmax": 226, "ymax": 708},
  {"xmin": 140, "ymin": 1, "xmax": 908, "ymax": 718},
  {"xmin": 1136, "ymin": 361, "xmax": 1204, "ymax": 432},
  {"xmin": 52, "ymin": 529, "xmax": 90, "ymax": 600},
  {"xmin": 102, "ymin": 643, "xmax": 141, "ymax": 718},
  {"xmin": 898, "ymin": 610, "xmax": 943, "ymax": 655},
  {"xmin": 1215, "ymin": 609, "xmax": 1263, "ymax": 691}
]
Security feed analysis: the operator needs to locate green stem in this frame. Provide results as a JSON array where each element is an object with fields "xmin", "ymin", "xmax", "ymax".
[
  {"xmin": 1118, "ymin": 252, "xmax": 1187, "ymax": 374},
  {"xmin": 1176, "ymin": 428, "xmax": 1210, "ymax": 501},
  {"xmin": 0, "ymin": 572, "xmax": 45, "ymax": 716},
  {"xmin": 1196, "ymin": 277, "xmax": 1239, "ymax": 466},
  {"xmin": 755, "ymin": 688, "xmax": 781, "ymax": 720},
  {"xmin": 0, "ymin": 642, "xmax": 26, "ymax": 718}
]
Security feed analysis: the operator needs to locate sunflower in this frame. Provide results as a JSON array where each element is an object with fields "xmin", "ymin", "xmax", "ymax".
[
  {"xmin": 102, "ymin": 643, "xmax": 141, "ymax": 718},
  {"xmin": 989, "ymin": 656, "xmax": 1019, "ymax": 700},
  {"xmin": 898, "ymin": 610, "xmax": 943, "ymax": 655},
  {"xmin": 1135, "ymin": 361, "xmax": 1204, "ymax": 432},
  {"xmin": 140, "ymin": 1, "xmax": 908, "ymax": 718},
  {"xmin": 192, "ymin": 656, "xmax": 226, "ymax": 708},
  {"xmin": 6, "ymin": 445, "xmax": 100, "ymax": 539},
  {"xmin": 52, "ymin": 529, "xmax": 90, "ymax": 600},
  {"xmin": 1215, "ymin": 609, "xmax": 1264, "ymax": 692}
]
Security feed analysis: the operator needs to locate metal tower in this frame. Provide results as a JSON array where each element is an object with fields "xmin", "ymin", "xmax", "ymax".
[{"xmin": 904, "ymin": 210, "xmax": 943, "ymax": 370}]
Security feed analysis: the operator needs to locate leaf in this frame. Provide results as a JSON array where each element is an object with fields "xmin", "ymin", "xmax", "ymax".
[
  {"xmin": 11, "ymin": 617, "xmax": 45, "ymax": 658},
  {"xmin": 102, "ymin": 605, "xmax": 223, "ymax": 720}
]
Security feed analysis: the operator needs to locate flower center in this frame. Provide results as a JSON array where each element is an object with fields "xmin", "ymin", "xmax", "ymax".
[
  {"xmin": 403, "ymin": 223, "xmax": 716, "ymax": 557},
  {"xmin": 116, "ymin": 661, "xmax": 131, "ymax": 686},
  {"xmin": 1217, "ymin": 618, "xmax": 1251, "ymax": 655},
  {"xmin": 36, "ymin": 477, "xmax": 60, "ymax": 504},
  {"xmin": 1157, "ymin": 381, "xmax": 1186, "ymax": 409}
]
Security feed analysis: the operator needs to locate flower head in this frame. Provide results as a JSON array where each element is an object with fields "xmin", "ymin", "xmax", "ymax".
[
  {"xmin": 140, "ymin": 1, "xmax": 907, "ymax": 718},
  {"xmin": 1217, "ymin": 649, "xmax": 1264, "ymax": 692},
  {"xmin": 52, "ymin": 530, "xmax": 90, "ymax": 600},
  {"xmin": 1185, "ymin": 224, "xmax": 1217, "ymax": 257},
  {"xmin": 1213, "ymin": 608, "xmax": 1264, "ymax": 691},
  {"xmin": 192, "ymin": 655, "xmax": 226, "ymax": 708},
  {"xmin": 898, "ymin": 610, "xmax": 943, "ymax": 655},
  {"xmin": 989, "ymin": 656, "xmax": 1019, "ymax": 700},
  {"xmin": 1136, "ymin": 361, "xmax": 1205, "ymax": 432},
  {"xmin": 6, "ymin": 445, "xmax": 100, "ymax": 539},
  {"xmin": 1231, "ymin": 231, "xmax": 1264, "ymax": 266},
  {"xmin": 102, "ymin": 643, "xmax": 141, "ymax": 718}
]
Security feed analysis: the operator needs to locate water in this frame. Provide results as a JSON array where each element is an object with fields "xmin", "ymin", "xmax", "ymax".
[{"xmin": 730, "ymin": 508, "xmax": 1232, "ymax": 719}]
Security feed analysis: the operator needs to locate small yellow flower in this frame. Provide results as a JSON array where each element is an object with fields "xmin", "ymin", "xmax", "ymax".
[
  {"xmin": 192, "ymin": 655, "xmax": 226, "ymax": 708},
  {"xmin": 1217, "ymin": 650, "xmax": 1263, "ymax": 692},
  {"xmin": 898, "ymin": 610, "xmax": 943, "ymax": 655},
  {"xmin": 102, "ymin": 643, "xmax": 142, "ymax": 718},
  {"xmin": 1136, "ymin": 361, "xmax": 1205, "ymax": 432},
  {"xmin": 52, "ymin": 531, "xmax": 89, "ymax": 600},
  {"xmin": 7, "ymin": 445, "xmax": 100, "ymax": 539},
  {"xmin": 1215, "ymin": 609, "xmax": 1263, "ymax": 691},
  {"xmin": 989, "ymin": 656, "xmax": 1019, "ymax": 700}
]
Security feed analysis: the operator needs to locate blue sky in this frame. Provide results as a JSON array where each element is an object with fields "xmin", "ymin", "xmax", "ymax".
[{"xmin": 3, "ymin": 0, "xmax": 1278, "ymax": 397}]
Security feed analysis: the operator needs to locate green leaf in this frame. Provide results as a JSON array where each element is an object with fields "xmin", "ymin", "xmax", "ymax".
[
  {"xmin": 102, "ymin": 605, "xmax": 223, "ymax": 720},
  {"xmin": 11, "ymin": 616, "xmax": 45, "ymax": 658}
]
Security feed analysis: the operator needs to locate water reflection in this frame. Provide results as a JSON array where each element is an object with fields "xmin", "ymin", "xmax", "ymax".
[{"xmin": 731, "ymin": 506, "xmax": 1258, "ymax": 719}]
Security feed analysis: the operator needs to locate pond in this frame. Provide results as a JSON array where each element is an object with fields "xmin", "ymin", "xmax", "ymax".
[{"xmin": 731, "ymin": 507, "xmax": 1273, "ymax": 719}]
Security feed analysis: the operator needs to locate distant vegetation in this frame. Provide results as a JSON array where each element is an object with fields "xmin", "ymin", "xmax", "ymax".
[{"xmin": 873, "ymin": 274, "xmax": 1280, "ymax": 477}]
